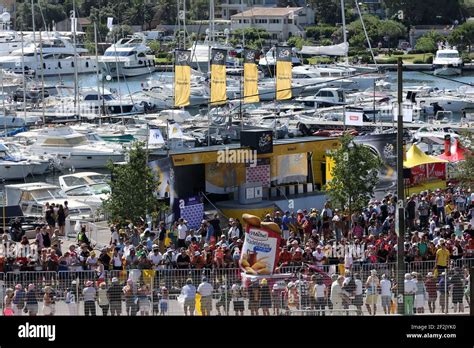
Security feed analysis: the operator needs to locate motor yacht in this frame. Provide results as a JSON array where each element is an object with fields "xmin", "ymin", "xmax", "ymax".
[
  {"xmin": 0, "ymin": 32, "xmax": 98, "ymax": 76},
  {"xmin": 432, "ymin": 46, "xmax": 463, "ymax": 76},
  {"xmin": 99, "ymin": 33, "xmax": 156, "ymax": 78},
  {"xmin": 26, "ymin": 126, "xmax": 125, "ymax": 169}
]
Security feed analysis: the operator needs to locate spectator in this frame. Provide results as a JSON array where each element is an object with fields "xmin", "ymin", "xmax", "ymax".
[
  {"xmin": 232, "ymin": 283, "xmax": 245, "ymax": 316},
  {"xmin": 414, "ymin": 273, "xmax": 427, "ymax": 314},
  {"xmin": 259, "ymin": 278, "xmax": 271, "ymax": 316},
  {"xmin": 177, "ymin": 218, "xmax": 188, "ymax": 248},
  {"xmin": 450, "ymin": 268, "xmax": 464, "ymax": 313},
  {"xmin": 197, "ymin": 277, "xmax": 213, "ymax": 316},
  {"xmin": 123, "ymin": 279, "xmax": 137, "ymax": 316},
  {"xmin": 107, "ymin": 277, "xmax": 123, "ymax": 316},
  {"xmin": 42, "ymin": 286, "xmax": 56, "ymax": 316},
  {"xmin": 314, "ymin": 275, "xmax": 328, "ymax": 316},
  {"xmin": 248, "ymin": 278, "xmax": 260, "ymax": 315},
  {"xmin": 404, "ymin": 273, "xmax": 416, "ymax": 315},
  {"xmin": 330, "ymin": 275, "xmax": 349, "ymax": 315},
  {"xmin": 65, "ymin": 285, "xmax": 77, "ymax": 315},
  {"xmin": 181, "ymin": 278, "xmax": 196, "ymax": 316},
  {"xmin": 365, "ymin": 270, "xmax": 379, "ymax": 316},
  {"xmin": 83, "ymin": 281, "xmax": 96, "ymax": 316},
  {"xmin": 137, "ymin": 284, "xmax": 151, "ymax": 316},
  {"xmin": 12, "ymin": 284, "xmax": 25, "ymax": 316},
  {"xmin": 97, "ymin": 282, "xmax": 109, "ymax": 316},
  {"xmin": 425, "ymin": 272, "xmax": 437, "ymax": 313},
  {"xmin": 380, "ymin": 274, "xmax": 392, "ymax": 315},
  {"xmin": 25, "ymin": 284, "xmax": 38, "ymax": 316}
]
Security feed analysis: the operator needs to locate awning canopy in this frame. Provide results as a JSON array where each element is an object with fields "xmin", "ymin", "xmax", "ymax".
[
  {"xmin": 299, "ymin": 42, "xmax": 349, "ymax": 56},
  {"xmin": 404, "ymin": 144, "xmax": 448, "ymax": 168},
  {"xmin": 437, "ymin": 138, "xmax": 469, "ymax": 163}
]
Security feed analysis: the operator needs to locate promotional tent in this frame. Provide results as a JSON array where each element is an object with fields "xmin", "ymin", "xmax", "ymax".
[{"xmin": 403, "ymin": 144, "xmax": 448, "ymax": 168}]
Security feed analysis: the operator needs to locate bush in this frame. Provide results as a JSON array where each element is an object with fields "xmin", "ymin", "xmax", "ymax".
[
  {"xmin": 391, "ymin": 50, "xmax": 405, "ymax": 55},
  {"xmin": 412, "ymin": 59, "xmax": 424, "ymax": 64},
  {"xmin": 375, "ymin": 57, "xmax": 398, "ymax": 64},
  {"xmin": 424, "ymin": 55, "xmax": 433, "ymax": 64}
]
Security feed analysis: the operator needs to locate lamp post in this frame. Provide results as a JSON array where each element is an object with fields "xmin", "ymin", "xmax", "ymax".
[{"xmin": 396, "ymin": 57, "xmax": 405, "ymax": 315}]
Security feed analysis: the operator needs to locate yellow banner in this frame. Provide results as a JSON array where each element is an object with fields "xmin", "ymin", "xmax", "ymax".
[
  {"xmin": 276, "ymin": 61, "xmax": 292, "ymax": 100},
  {"xmin": 244, "ymin": 62, "xmax": 259, "ymax": 103},
  {"xmin": 210, "ymin": 64, "xmax": 227, "ymax": 105},
  {"xmin": 174, "ymin": 65, "xmax": 191, "ymax": 107}
]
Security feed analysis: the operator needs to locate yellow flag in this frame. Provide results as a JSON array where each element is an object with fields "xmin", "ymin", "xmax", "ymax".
[
  {"xmin": 174, "ymin": 50, "xmax": 191, "ymax": 107},
  {"xmin": 195, "ymin": 293, "xmax": 202, "ymax": 316},
  {"xmin": 275, "ymin": 46, "xmax": 292, "ymax": 100},
  {"xmin": 210, "ymin": 48, "xmax": 227, "ymax": 105},
  {"xmin": 142, "ymin": 270, "xmax": 156, "ymax": 286},
  {"xmin": 243, "ymin": 49, "xmax": 259, "ymax": 104}
]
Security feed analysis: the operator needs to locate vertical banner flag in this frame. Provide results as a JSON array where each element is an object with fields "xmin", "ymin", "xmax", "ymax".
[
  {"xmin": 174, "ymin": 49, "xmax": 191, "ymax": 107},
  {"xmin": 210, "ymin": 48, "xmax": 227, "ymax": 105},
  {"xmin": 276, "ymin": 46, "xmax": 292, "ymax": 100},
  {"xmin": 243, "ymin": 49, "xmax": 259, "ymax": 104},
  {"xmin": 107, "ymin": 17, "xmax": 114, "ymax": 31},
  {"xmin": 345, "ymin": 109, "xmax": 364, "ymax": 126}
]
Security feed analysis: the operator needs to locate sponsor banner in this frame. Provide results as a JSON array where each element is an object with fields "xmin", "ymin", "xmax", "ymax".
[
  {"xmin": 345, "ymin": 110, "xmax": 364, "ymax": 126},
  {"xmin": 107, "ymin": 17, "xmax": 113, "ymax": 30},
  {"xmin": 177, "ymin": 195, "xmax": 204, "ymax": 230},
  {"xmin": 174, "ymin": 49, "xmax": 191, "ymax": 107},
  {"xmin": 148, "ymin": 128, "xmax": 164, "ymax": 145},
  {"xmin": 271, "ymin": 153, "xmax": 308, "ymax": 184},
  {"xmin": 243, "ymin": 49, "xmax": 259, "ymax": 103},
  {"xmin": 210, "ymin": 48, "xmax": 227, "ymax": 105},
  {"xmin": 205, "ymin": 162, "xmax": 245, "ymax": 194},
  {"xmin": 239, "ymin": 225, "xmax": 281, "ymax": 275},
  {"xmin": 276, "ymin": 46, "xmax": 292, "ymax": 100}
]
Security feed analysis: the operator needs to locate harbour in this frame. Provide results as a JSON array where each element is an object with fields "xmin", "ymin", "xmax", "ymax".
[{"xmin": 0, "ymin": 0, "xmax": 472, "ymax": 326}]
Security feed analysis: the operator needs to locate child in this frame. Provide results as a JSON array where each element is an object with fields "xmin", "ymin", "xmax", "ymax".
[{"xmin": 159, "ymin": 286, "xmax": 169, "ymax": 315}]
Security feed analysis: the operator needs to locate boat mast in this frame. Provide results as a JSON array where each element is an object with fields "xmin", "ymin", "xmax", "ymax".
[
  {"xmin": 94, "ymin": 22, "xmax": 101, "ymax": 125},
  {"xmin": 39, "ymin": 29, "xmax": 45, "ymax": 125},
  {"xmin": 20, "ymin": 31, "xmax": 27, "ymax": 123},
  {"xmin": 72, "ymin": 0, "xmax": 80, "ymax": 121},
  {"xmin": 31, "ymin": 0, "xmax": 38, "ymax": 82},
  {"xmin": 354, "ymin": 0, "xmax": 377, "ymax": 69},
  {"xmin": 1, "ymin": 70, "xmax": 5, "ymax": 137},
  {"xmin": 340, "ymin": 0, "xmax": 348, "ymax": 64}
]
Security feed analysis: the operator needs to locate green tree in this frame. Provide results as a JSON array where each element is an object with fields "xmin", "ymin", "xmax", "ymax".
[
  {"xmin": 109, "ymin": 24, "xmax": 134, "ymax": 40},
  {"xmin": 325, "ymin": 134, "xmax": 382, "ymax": 214},
  {"xmin": 16, "ymin": 0, "xmax": 67, "ymax": 30},
  {"xmin": 305, "ymin": 25, "xmax": 337, "ymax": 42},
  {"xmin": 229, "ymin": 28, "xmax": 270, "ymax": 49},
  {"xmin": 415, "ymin": 31, "xmax": 445, "ymax": 53},
  {"xmin": 286, "ymin": 36, "xmax": 311, "ymax": 50},
  {"xmin": 448, "ymin": 21, "xmax": 474, "ymax": 52},
  {"xmin": 103, "ymin": 142, "xmax": 164, "ymax": 225},
  {"xmin": 154, "ymin": 0, "xmax": 178, "ymax": 25},
  {"xmin": 377, "ymin": 19, "xmax": 407, "ymax": 48},
  {"xmin": 188, "ymin": 0, "xmax": 209, "ymax": 21},
  {"xmin": 382, "ymin": 0, "xmax": 463, "ymax": 25}
]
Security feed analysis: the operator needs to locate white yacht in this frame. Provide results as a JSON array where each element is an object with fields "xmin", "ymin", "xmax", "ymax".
[
  {"xmin": 0, "ymin": 143, "xmax": 42, "ymax": 180},
  {"xmin": 0, "ymin": 32, "xmax": 98, "ymax": 76},
  {"xmin": 59, "ymin": 172, "xmax": 110, "ymax": 210},
  {"xmin": 5, "ymin": 182, "xmax": 94, "ymax": 219},
  {"xmin": 0, "ymin": 30, "xmax": 22, "ymax": 56},
  {"xmin": 59, "ymin": 172, "xmax": 109, "ymax": 191},
  {"xmin": 1, "ymin": 141, "xmax": 52, "ymax": 175},
  {"xmin": 432, "ymin": 46, "xmax": 463, "ymax": 76},
  {"xmin": 49, "ymin": 86, "xmax": 146, "ymax": 118},
  {"xmin": 99, "ymin": 34, "xmax": 156, "ymax": 78},
  {"xmin": 26, "ymin": 126, "xmax": 125, "ymax": 169}
]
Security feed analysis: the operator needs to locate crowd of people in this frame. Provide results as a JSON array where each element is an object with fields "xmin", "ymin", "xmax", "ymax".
[{"xmin": 0, "ymin": 185, "xmax": 473, "ymax": 315}]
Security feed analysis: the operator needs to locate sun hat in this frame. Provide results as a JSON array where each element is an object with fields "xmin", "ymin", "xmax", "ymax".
[
  {"xmin": 86, "ymin": 281, "xmax": 93, "ymax": 287},
  {"xmin": 112, "ymin": 277, "xmax": 118, "ymax": 283}
]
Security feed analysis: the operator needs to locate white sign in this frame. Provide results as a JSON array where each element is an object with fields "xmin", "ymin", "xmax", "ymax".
[
  {"xmin": 345, "ymin": 110, "xmax": 364, "ymax": 126},
  {"xmin": 107, "ymin": 17, "xmax": 114, "ymax": 31}
]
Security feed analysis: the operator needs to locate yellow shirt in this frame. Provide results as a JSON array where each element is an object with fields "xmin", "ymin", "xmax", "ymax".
[{"xmin": 436, "ymin": 248, "xmax": 450, "ymax": 267}]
